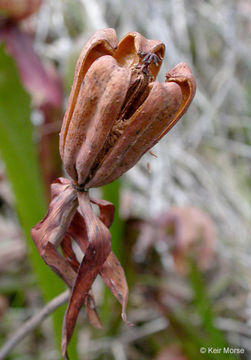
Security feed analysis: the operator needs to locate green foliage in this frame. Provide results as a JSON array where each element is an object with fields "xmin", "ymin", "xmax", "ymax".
[
  {"xmin": 152, "ymin": 262, "xmax": 239, "ymax": 360},
  {"xmin": 0, "ymin": 45, "xmax": 78, "ymax": 359},
  {"xmin": 186, "ymin": 261, "xmax": 238, "ymax": 360}
]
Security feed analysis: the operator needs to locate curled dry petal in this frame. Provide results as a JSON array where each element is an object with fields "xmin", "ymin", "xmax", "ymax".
[
  {"xmin": 61, "ymin": 192, "xmax": 112, "ymax": 357},
  {"xmin": 31, "ymin": 178, "xmax": 78, "ymax": 288},
  {"xmin": 59, "ymin": 29, "xmax": 195, "ymax": 189},
  {"xmin": 31, "ymin": 178, "xmax": 131, "ymax": 357},
  {"xmin": 64, "ymin": 196, "xmax": 131, "ymax": 325},
  {"xmin": 100, "ymin": 252, "xmax": 132, "ymax": 326},
  {"xmin": 90, "ymin": 197, "xmax": 132, "ymax": 325}
]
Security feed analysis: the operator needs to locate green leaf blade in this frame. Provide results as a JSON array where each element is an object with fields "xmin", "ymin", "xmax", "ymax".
[{"xmin": 0, "ymin": 44, "xmax": 78, "ymax": 359}]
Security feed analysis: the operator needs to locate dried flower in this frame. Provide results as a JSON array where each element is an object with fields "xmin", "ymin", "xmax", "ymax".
[
  {"xmin": 59, "ymin": 28, "xmax": 196, "ymax": 189},
  {"xmin": 31, "ymin": 28, "xmax": 196, "ymax": 359}
]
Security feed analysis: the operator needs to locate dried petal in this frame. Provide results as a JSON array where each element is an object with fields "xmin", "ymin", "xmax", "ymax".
[
  {"xmin": 100, "ymin": 252, "xmax": 132, "ymax": 326},
  {"xmin": 63, "ymin": 196, "xmax": 131, "ymax": 327},
  {"xmin": 61, "ymin": 234, "xmax": 80, "ymax": 273},
  {"xmin": 84, "ymin": 292, "xmax": 102, "ymax": 329},
  {"xmin": 90, "ymin": 197, "xmax": 115, "ymax": 228},
  {"xmin": 61, "ymin": 192, "xmax": 111, "ymax": 357},
  {"xmin": 89, "ymin": 197, "xmax": 131, "ymax": 324},
  {"xmin": 31, "ymin": 178, "xmax": 78, "ymax": 287}
]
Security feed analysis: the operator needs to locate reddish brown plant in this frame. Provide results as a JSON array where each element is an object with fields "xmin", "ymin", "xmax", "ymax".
[
  {"xmin": 31, "ymin": 28, "xmax": 196, "ymax": 359},
  {"xmin": 0, "ymin": 0, "xmax": 42, "ymax": 21}
]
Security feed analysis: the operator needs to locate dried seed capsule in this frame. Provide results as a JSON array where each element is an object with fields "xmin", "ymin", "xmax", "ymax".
[
  {"xmin": 59, "ymin": 29, "xmax": 196, "ymax": 189},
  {"xmin": 61, "ymin": 55, "xmax": 131, "ymax": 184}
]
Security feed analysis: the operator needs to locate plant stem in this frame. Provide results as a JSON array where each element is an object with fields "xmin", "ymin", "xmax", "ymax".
[{"xmin": 0, "ymin": 290, "xmax": 70, "ymax": 360}]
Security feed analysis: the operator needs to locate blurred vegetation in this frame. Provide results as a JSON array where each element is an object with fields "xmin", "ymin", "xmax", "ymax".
[{"xmin": 0, "ymin": 46, "xmax": 77, "ymax": 359}]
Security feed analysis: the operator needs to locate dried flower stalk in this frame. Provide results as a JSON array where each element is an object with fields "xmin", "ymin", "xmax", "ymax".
[{"xmin": 31, "ymin": 28, "xmax": 196, "ymax": 359}]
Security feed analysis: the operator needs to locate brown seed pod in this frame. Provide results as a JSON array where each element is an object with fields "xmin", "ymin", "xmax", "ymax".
[{"xmin": 59, "ymin": 28, "xmax": 196, "ymax": 189}]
